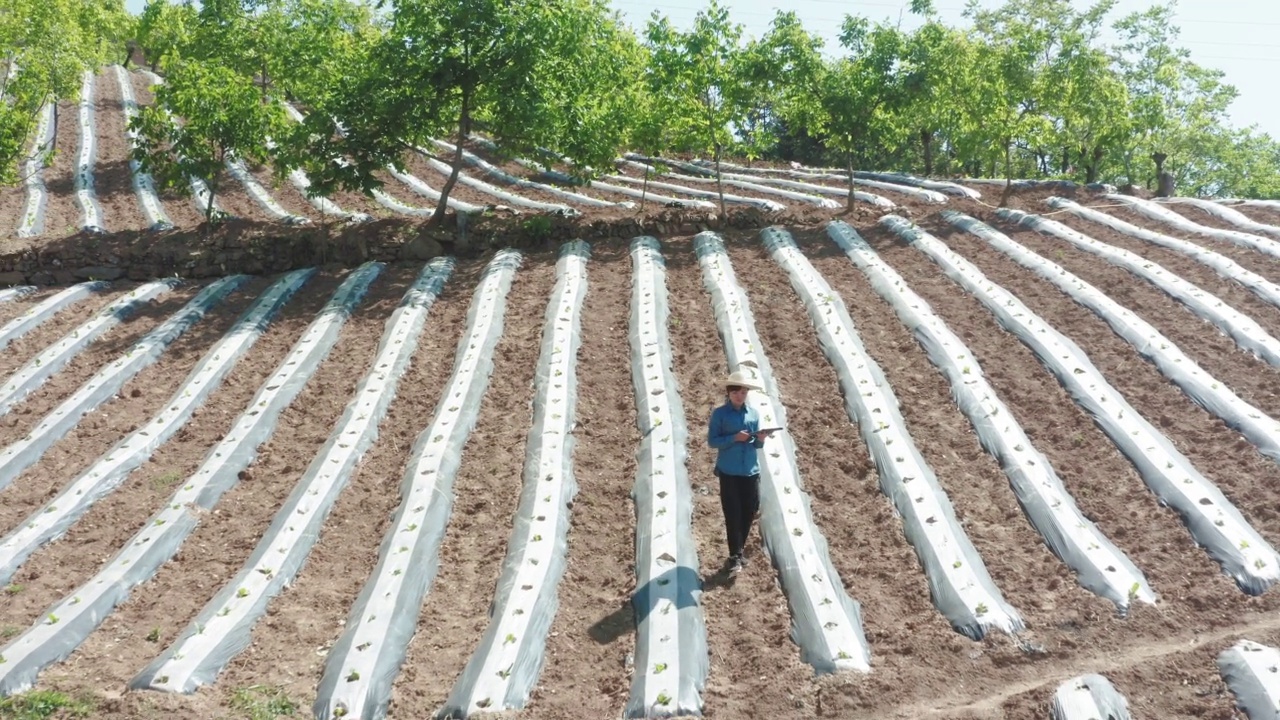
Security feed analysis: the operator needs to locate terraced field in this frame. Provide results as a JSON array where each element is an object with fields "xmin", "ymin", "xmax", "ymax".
[{"xmin": 3, "ymin": 66, "xmax": 1280, "ymax": 719}]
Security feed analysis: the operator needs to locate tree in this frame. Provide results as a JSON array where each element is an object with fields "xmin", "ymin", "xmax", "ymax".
[
  {"xmin": 136, "ymin": 0, "xmax": 196, "ymax": 71},
  {"xmin": 1113, "ymin": 2, "xmax": 1236, "ymax": 195},
  {"xmin": 130, "ymin": 57, "xmax": 288, "ymax": 228},
  {"xmin": 291, "ymin": 0, "xmax": 638, "ymax": 225},
  {"xmin": 0, "ymin": 0, "xmax": 125, "ymax": 185},
  {"xmin": 644, "ymin": 1, "xmax": 754, "ymax": 217}
]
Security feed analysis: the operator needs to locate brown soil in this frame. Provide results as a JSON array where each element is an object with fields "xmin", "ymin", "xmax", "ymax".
[{"xmin": 1, "ymin": 176, "xmax": 1280, "ymax": 720}]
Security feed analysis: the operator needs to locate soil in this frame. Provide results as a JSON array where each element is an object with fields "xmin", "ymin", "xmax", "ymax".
[{"xmin": 3, "ymin": 153, "xmax": 1280, "ymax": 720}]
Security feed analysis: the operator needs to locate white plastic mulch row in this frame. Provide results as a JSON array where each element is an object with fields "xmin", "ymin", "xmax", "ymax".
[
  {"xmin": 0, "ymin": 275, "xmax": 245, "ymax": 491},
  {"xmin": 136, "ymin": 70, "xmax": 224, "ymax": 219},
  {"xmin": 623, "ymin": 156, "xmax": 835, "ymax": 209},
  {"xmin": 313, "ymin": 251, "xmax": 519, "ymax": 720},
  {"xmin": 441, "ymin": 241, "xmax": 588, "ymax": 717},
  {"xmin": 961, "ymin": 211, "xmax": 1280, "ymax": 464},
  {"xmin": 1217, "ymin": 640, "xmax": 1280, "ymax": 720},
  {"xmin": 619, "ymin": 159, "xmax": 796, "ymax": 211},
  {"xmin": 763, "ymin": 226, "xmax": 1023, "ymax": 638},
  {"xmin": 0, "ymin": 279, "xmax": 178, "ymax": 416},
  {"xmin": 113, "ymin": 65, "xmax": 173, "ymax": 231},
  {"xmin": 0, "ymin": 281, "xmax": 106, "ymax": 352},
  {"xmin": 135, "ymin": 257, "xmax": 452, "ymax": 694},
  {"xmin": 1167, "ymin": 197, "xmax": 1280, "ymax": 239},
  {"xmin": 696, "ymin": 231, "xmax": 872, "ymax": 669},
  {"xmin": 1221, "ymin": 198, "xmax": 1280, "ymax": 211},
  {"xmin": 1051, "ymin": 675, "xmax": 1131, "ymax": 720},
  {"xmin": 640, "ymin": 155, "xmax": 892, "ymax": 208},
  {"xmin": 851, "ymin": 170, "xmax": 979, "ymax": 199},
  {"xmin": 0, "ymin": 264, "xmax": 382, "ymax": 697},
  {"xmin": 0, "ymin": 269, "xmax": 314, "ymax": 588},
  {"xmin": 16, "ymin": 101, "xmax": 56, "ymax": 237},
  {"xmin": 825, "ymin": 221, "xmax": 1153, "ymax": 612},
  {"xmin": 224, "ymin": 157, "xmax": 309, "ymax": 224},
  {"xmin": 999, "ymin": 207, "xmax": 1280, "ymax": 368},
  {"xmin": 74, "ymin": 70, "xmax": 105, "ymax": 233},
  {"xmin": 886, "ymin": 215, "xmax": 1280, "ymax": 595},
  {"xmin": 623, "ymin": 237, "xmax": 707, "ymax": 718},
  {"xmin": 607, "ymin": 170, "xmax": 784, "ymax": 213},
  {"xmin": 736, "ymin": 174, "xmax": 894, "ymax": 209},
  {"xmin": 1106, "ymin": 194, "xmax": 1280, "ymax": 259},
  {"xmin": 434, "ymin": 139, "xmax": 632, "ymax": 209},
  {"xmin": 384, "ymin": 164, "xmax": 484, "ymax": 214},
  {"xmin": 0, "ymin": 287, "xmax": 35, "ymax": 303},
  {"xmin": 419, "ymin": 143, "xmax": 575, "ymax": 215},
  {"xmin": 1045, "ymin": 197, "xmax": 1280, "ymax": 311}
]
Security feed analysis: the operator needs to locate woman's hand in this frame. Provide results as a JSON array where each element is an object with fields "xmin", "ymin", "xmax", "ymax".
[{"xmin": 734, "ymin": 430, "xmax": 751, "ymax": 442}]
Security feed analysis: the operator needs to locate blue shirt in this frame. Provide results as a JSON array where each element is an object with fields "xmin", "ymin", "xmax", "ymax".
[{"xmin": 707, "ymin": 401, "xmax": 764, "ymax": 476}]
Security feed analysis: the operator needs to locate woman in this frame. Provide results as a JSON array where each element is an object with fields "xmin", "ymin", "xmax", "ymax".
[{"xmin": 706, "ymin": 367, "xmax": 775, "ymax": 576}]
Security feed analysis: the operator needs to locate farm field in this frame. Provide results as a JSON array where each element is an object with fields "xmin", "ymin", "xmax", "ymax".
[{"xmin": 5, "ymin": 66, "xmax": 1280, "ymax": 720}]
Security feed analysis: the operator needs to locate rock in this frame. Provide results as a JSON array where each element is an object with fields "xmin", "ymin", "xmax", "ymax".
[
  {"xmin": 399, "ymin": 234, "xmax": 444, "ymax": 262},
  {"xmin": 0, "ymin": 271, "xmax": 26, "ymax": 286},
  {"xmin": 73, "ymin": 265, "xmax": 124, "ymax": 281},
  {"xmin": 29, "ymin": 271, "xmax": 54, "ymax": 285}
]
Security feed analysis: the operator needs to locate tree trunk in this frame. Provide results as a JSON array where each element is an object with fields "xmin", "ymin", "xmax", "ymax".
[
  {"xmin": 1085, "ymin": 145, "xmax": 1103, "ymax": 184},
  {"xmin": 714, "ymin": 142, "xmax": 726, "ymax": 219},
  {"xmin": 640, "ymin": 160, "xmax": 650, "ymax": 212},
  {"xmin": 846, "ymin": 151, "xmax": 855, "ymax": 212},
  {"xmin": 1000, "ymin": 139, "xmax": 1014, "ymax": 207},
  {"xmin": 921, "ymin": 128, "xmax": 933, "ymax": 176},
  {"xmin": 432, "ymin": 87, "xmax": 471, "ymax": 225},
  {"xmin": 1061, "ymin": 147, "xmax": 1070, "ymax": 175},
  {"xmin": 1151, "ymin": 151, "xmax": 1174, "ymax": 196}
]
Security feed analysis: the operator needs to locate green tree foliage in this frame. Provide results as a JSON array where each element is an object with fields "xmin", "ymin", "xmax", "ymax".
[
  {"xmin": 136, "ymin": 0, "xmax": 197, "ymax": 71},
  {"xmin": 0, "ymin": 0, "xmax": 128, "ymax": 185},
  {"xmin": 130, "ymin": 57, "xmax": 287, "ymax": 227},
  {"xmin": 289, "ymin": 0, "xmax": 639, "ymax": 224},
  {"xmin": 644, "ymin": 0, "xmax": 754, "ymax": 216}
]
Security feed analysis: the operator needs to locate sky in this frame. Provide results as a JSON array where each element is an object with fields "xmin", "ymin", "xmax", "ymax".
[{"xmin": 123, "ymin": 0, "xmax": 1279, "ymax": 140}]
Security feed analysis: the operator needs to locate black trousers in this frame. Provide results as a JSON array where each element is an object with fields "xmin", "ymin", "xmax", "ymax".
[{"xmin": 717, "ymin": 470, "xmax": 760, "ymax": 558}]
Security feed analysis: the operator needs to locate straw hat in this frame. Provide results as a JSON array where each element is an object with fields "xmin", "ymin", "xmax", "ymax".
[{"xmin": 724, "ymin": 367, "xmax": 763, "ymax": 391}]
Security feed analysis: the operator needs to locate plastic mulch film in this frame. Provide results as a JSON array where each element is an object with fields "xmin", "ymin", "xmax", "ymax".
[
  {"xmin": 956, "ymin": 211, "xmax": 1280, "ymax": 464},
  {"xmin": 313, "ymin": 250, "xmax": 520, "ymax": 720},
  {"xmin": 385, "ymin": 164, "xmax": 485, "ymax": 214},
  {"xmin": 0, "ymin": 281, "xmax": 107, "ymax": 351},
  {"xmin": 963, "ymin": 178, "xmax": 1079, "ymax": 191},
  {"xmin": 0, "ymin": 286, "xmax": 36, "ymax": 303},
  {"xmin": 440, "ymin": 241, "xmax": 589, "ymax": 717},
  {"xmin": 884, "ymin": 215, "xmax": 1280, "ymax": 595},
  {"xmin": 224, "ymin": 156, "xmax": 310, "ymax": 224},
  {"xmin": 0, "ymin": 264, "xmax": 380, "ymax": 697},
  {"xmin": 0, "ymin": 269, "xmax": 313, "ymax": 588},
  {"xmin": 133, "ymin": 258, "xmax": 453, "ymax": 694},
  {"xmin": 718, "ymin": 172, "xmax": 895, "ymax": 209},
  {"xmin": 0, "ymin": 275, "xmax": 245, "ymax": 491},
  {"xmin": 846, "ymin": 171, "xmax": 978, "ymax": 199},
  {"xmin": 1221, "ymin": 198, "xmax": 1280, "ymax": 211},
  {"xmin": 763, "ymin": 226, "xmax": 1023, "ymax": 638},
  {"xmin": 1106, "ymin": 194, "xmax": 1280, "ymax": 259},
  {"xmin": 1166, "ymin": 197, "xmax": 1280, "ymax": 239},
  {"xmin": 432, "ymin": 139, "xmax": 632, "ymax": 209},
  {"xmin": 825, "ymin": 221, "xmax": 1152, "ymax": 612},
  {"xmin": 606, "ymin": 169, "xmax": 785, "ymax": 213},
  {"xmin": 1051, "ymin": 675, "xmax": 1131, "ymax": 720},
  {"xmin": 17, "ymin": 101, "xmax": 55, "ymax": 237},
  {"xmin": 113, "ymin": 65, "xmax": 173, "ymax": 231},
  {"xmin": 1218, "ymin": 640, "xmax": 1280, "ymax": 720},
  {"xmin": 418, "ymin": 144, "xmax": 577, "ymax": 215},
  {"xmin": 996, "ymin": 207, "xmax": 1280, "ymax": 368},
  {"xmin": 621, "ymin": 156, "xmax": 837, "ymax": 209},
  {"xmin": 624, "ymin": 237, "xmax": 708, "ymax": 718},
  {"xmin": 74, "ymin": 70, "xmax": 105, "ymax": 233},
  {"xmin": 695, "ymin": 230, "xmax": 873, "ymax": 668},
  {"xmin": 1045, "ymin": 197, "xmax": 1280, "ymax": 310},
  {"xmin": 0, "ymin": 278, "xmax": 178, "ymax": 416}
]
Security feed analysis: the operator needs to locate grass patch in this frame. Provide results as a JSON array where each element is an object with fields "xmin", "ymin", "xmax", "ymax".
[
  {"xmin": 228, "ymin": 685, "xmax": 297, "ymax": 719},
  {"xmin": 0, "ymin": 690, "xmax": 95, "ymax": 719},
  {"xmin": 150, "ymin": 470, "xmax": 184, "ymax": 493}
]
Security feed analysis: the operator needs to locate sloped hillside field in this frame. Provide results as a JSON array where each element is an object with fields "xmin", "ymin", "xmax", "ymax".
[
  {"xmin": 6, "ymin": 86, "xmax": 1280, "ymax": 715},
  {"xmin": 2, "ymin": 181, "xmax": 1280, "ymax": 712}
]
